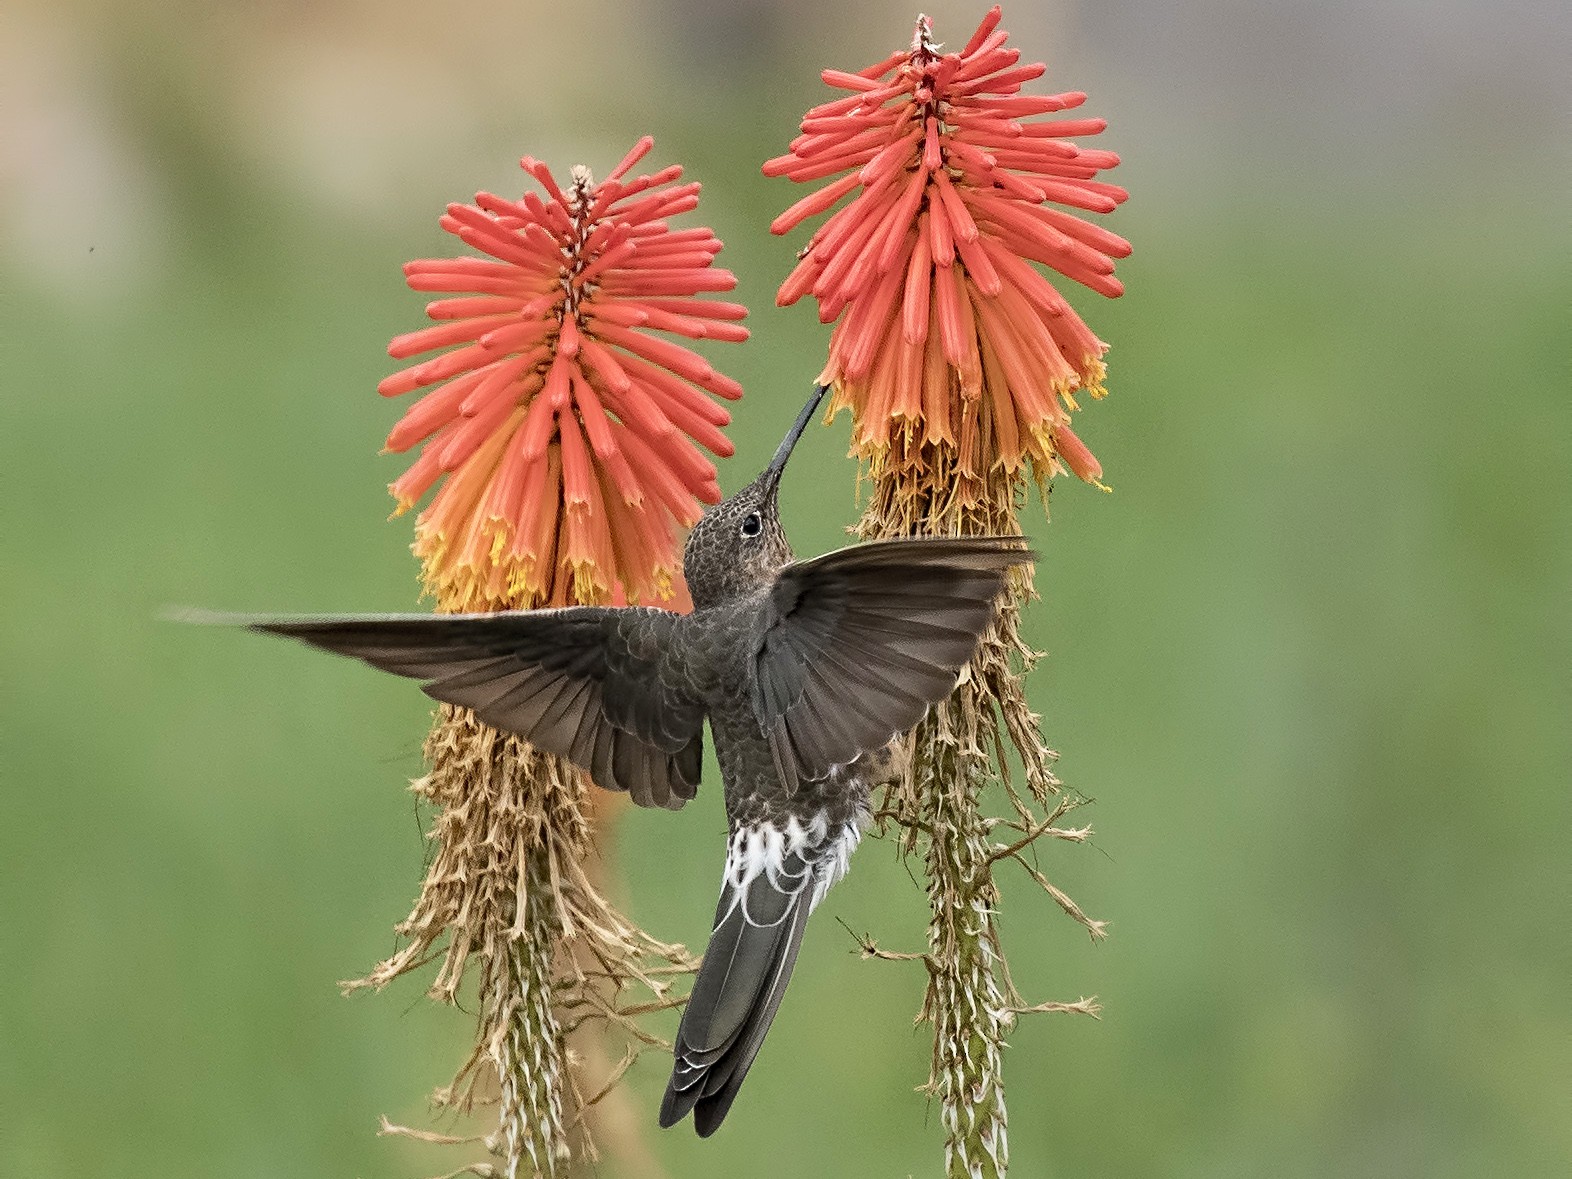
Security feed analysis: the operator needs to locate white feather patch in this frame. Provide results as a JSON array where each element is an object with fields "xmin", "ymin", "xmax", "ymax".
[{"xmin": 716, "ymin": 805, "xmax": 867, "ymax": 929}]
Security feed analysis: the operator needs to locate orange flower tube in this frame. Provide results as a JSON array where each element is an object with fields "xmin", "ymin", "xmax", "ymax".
[
  {"xmin": 767, "ymin": 6, "xmax": 1127, "ymax": 489},
  {"xmin": 382, "ymin": 136, "xmax": 746, "ymax": 611}
]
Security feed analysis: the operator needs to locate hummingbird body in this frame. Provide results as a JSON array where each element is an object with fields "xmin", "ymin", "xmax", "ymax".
[{"xmin": 231, "ymin": 385, "xmax": 1032, "ymax": 1134}]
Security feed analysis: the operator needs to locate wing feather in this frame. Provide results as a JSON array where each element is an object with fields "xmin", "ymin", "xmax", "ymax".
[
  {"xmin": 752, "ymin": 536, "xmax": 1033, "ymax": 781},
  {"xmin": 244, "ymin": 607, "xmax": 706, "ymax": 808}
]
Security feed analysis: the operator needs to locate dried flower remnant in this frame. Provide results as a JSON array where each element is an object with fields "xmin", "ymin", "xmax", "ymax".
[
  {"xmin": 361, "ymin": 138, "xmax": 745, "ymax": 1178},
  {"xmin": 382, "ymin": 135, "xmax": 747, "ymax": 611},
  {"xmin": 768, "ymin": 10, "xmax": 1120, "ymax": 1178},
  {"xmin": 766, "ymin": 5, "xmax": 1128, "ymax": 491}
]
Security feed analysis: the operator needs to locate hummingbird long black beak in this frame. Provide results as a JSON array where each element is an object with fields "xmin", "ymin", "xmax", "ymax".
[{"xmin": 760, "ymin": 383, "xmax": 829, "ymax": 496}]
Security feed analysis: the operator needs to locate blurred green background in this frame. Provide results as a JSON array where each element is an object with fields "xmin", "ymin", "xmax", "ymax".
[{"xmin": 3, "ymin": 1, "xmax": 1567, "ymax": 1176}]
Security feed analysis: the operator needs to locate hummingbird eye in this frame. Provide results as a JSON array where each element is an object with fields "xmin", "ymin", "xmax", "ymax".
[{"xmin": 739, "ymin": 512, "xmax": 763, "ymax": 538}]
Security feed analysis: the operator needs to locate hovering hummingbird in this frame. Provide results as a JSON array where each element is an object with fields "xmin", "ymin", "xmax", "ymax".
[{"xmin": 225, "ymin": 383, "xmax": 1033, "ymax": 1134}]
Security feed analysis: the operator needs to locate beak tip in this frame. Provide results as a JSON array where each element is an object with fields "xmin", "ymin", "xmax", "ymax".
[{"xmin": 765, "ymin": 383, "xmax": 831, "ymax": 482}]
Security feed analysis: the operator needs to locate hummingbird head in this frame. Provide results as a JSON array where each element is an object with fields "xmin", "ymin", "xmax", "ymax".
[{"xmin": 682, "ymin": 385, "xmax": 827, "ymax": 610}]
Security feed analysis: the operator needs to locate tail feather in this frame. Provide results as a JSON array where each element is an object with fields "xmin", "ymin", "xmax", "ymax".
[
  {"xmin": 660, "ymin": 828, "xmax": 820, "ymax": 1135},
  {"xmin": 661, "ymin": 894, "xmax": 811, "ymax": 1135}
]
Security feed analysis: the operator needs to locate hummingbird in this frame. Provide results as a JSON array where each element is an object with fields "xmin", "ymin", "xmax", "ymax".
[{"xmin": 225, "ymin": 383, "xmax": 1033, "ymax": 1135}]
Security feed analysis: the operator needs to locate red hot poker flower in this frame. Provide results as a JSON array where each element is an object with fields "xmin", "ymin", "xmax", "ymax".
[
  {"xmin": 766, "ymin": 7, "xmax": 1128, "ymax": 486},
  {"xmin": 381, "ymin": 137, "xmax": 747, "ymax": 611}
]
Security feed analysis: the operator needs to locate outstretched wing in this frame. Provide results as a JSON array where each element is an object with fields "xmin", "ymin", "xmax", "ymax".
[
  {"xmin": 751, "ymin": 536, "xmax": 1033, "ymax": 791},
  {"xmin": 244, "ymin": 607, "xmax": 705, "ymax": 810}
]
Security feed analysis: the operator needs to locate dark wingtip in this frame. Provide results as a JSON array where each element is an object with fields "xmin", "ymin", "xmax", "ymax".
[
  {"xmin": 937, "ymin": 535, "xmax": 1038, "ymax": 569},
  {"xmin": 161, "ymin": 606, "xmax": 248, "ymax": 626},
  {"xmin": 159, "ymin": 607, "xmax": 346, "ymax": 638}
]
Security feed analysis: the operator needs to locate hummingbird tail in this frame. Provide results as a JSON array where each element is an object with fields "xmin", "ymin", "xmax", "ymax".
[
  {"xmin": 659, "ymin": 885, "xmax": 810, "ymax": 1136},
  {"xmin": 661, "ymin": 817, "xmax": 859, "ymax": 1135}
]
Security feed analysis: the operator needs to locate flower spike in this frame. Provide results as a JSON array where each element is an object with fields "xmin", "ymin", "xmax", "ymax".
[
  {"xmin": 766, "ymin": 6, "xmax": 1127, "ymax": 486},
  {"xmin": 384, "ymin": 138, "xmax": 748, "ymax": 611},
  {"xmin": 767, "ymin": 11, "xmax": 1124, "ymax": 1177}
]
